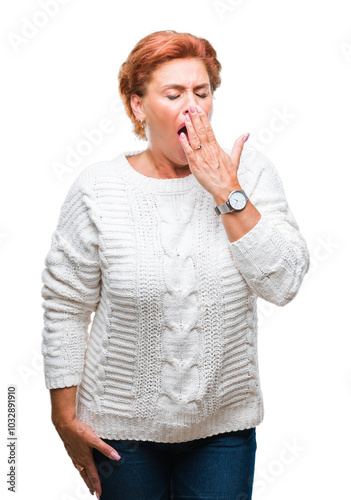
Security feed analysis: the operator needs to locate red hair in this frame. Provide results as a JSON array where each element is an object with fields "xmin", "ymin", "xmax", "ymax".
[{"xmin": 118, "ymin": 30, "xmax": 222, "ymax": 140}]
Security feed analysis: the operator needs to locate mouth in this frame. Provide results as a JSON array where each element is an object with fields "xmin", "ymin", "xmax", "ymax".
[{"xmin": 177, "ymin": 122, "xmax": 191, "ymax": 145}]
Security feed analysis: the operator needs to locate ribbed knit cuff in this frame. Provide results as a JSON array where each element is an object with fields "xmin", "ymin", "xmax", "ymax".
[
  {"xmin": 44, "ymin": 372, "xmax": 81, "ymax": 390},
  {"xmin": 228, "ymin": 215, "xmax": 284, "ymax": 280}
]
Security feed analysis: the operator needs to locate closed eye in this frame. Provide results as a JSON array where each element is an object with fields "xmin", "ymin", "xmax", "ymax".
[{"xmin": 167, "ymin": 93, "xmax": 208, "ymax": 100}]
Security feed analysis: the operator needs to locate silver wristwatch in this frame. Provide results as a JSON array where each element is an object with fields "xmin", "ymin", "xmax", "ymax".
[{"xmin": 214, "ymin": 189, "xmax": 248, "ymax": 215}]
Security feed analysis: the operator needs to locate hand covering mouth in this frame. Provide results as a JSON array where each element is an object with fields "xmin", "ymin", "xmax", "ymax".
[{"xmin": 177, "ymin": 122, "xmax": 191, "ymax": 145}]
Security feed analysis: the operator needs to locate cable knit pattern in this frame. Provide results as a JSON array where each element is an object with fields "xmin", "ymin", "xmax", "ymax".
[{"xmin": 41, "ymin": 147, "xmax": 310, "ymax": 443}]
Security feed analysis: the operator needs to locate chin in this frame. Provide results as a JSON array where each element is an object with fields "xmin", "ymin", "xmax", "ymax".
[{"xmin": 174, "ymin": 149, "xmax": 189, "ymax": 165}]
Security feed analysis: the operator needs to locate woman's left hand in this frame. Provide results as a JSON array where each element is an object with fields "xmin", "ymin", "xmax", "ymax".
[{"xmin": 179, "ymin": 105, "xmax": 249, "ymax": 202}]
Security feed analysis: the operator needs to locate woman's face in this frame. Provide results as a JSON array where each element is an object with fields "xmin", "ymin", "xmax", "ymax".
[{"xmin": 132, "ymin": 57, "xmax": 214, "ymax": 166}]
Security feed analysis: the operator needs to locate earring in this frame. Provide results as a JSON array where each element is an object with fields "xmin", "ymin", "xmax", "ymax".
[{"xmin": 140, "ymin": 119, "xmax": 146, "ymax": 129}]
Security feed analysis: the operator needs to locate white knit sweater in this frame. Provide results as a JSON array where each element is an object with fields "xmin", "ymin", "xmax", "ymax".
[{"xmin": 41, "ymin": 147, "xmax": 310, "ymax": 443}]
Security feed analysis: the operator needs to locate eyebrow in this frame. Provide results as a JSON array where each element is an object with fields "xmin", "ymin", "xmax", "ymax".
[{"xmin": 161, "ymin": 82, "xmax": 210, "ymax": 91}]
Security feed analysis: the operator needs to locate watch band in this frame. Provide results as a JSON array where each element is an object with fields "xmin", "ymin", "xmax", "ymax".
[{"xmin": 214, "ymin": 190, "xmax": 248, "ymax": 215}]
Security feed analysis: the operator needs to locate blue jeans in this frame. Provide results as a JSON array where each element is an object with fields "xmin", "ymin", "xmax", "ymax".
[{"xmin": 92, "ymin": 427, "xmax": 257, "ymax": 499}]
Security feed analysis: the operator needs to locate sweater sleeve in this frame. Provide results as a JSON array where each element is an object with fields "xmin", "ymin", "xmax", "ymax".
[
  {"xmin": 40, "ymin": 176, "xmax": 101, "ymax": 389},
  {"xmin": 228, "ymin": 153, "xmax": 310, "ymax": 306}
]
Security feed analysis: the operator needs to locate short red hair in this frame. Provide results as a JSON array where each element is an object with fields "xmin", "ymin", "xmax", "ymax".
[{"xmin": 118, "ymin": 30, "xmax": 222, "ymax": 140}]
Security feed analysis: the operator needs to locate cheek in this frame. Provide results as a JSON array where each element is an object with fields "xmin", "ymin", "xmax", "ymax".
[
  {"xmin": 155, "ymin": 107, "xmax": 177, "ymax": 132},
  {"xmin": 206, "ymin": 103, "xmax": 213, "ymax": 121},
  {"xmin": 155, "ymin": 106, "xmax": 176, "ymax": 127},
  {"xmin": 204, "ymin": 99, "xmax": 213, "ymax": 119},
  {"xmin": 150, "ymin": 110, "xmax": 174, "ymax": 139}
]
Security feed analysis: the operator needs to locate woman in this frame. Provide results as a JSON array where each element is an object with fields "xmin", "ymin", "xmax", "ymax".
[{"xmin": 41, "ymin": 30, "xmax": 310, "ymax": 499}]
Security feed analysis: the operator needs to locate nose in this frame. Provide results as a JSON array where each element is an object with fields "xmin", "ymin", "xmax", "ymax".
[{"xmin": 183, "ymin": 93, "xmax": 198, "ymax": 116}]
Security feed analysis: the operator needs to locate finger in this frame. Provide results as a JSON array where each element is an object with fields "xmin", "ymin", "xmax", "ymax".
[
  {"xmin": 195, "ymin": 105, "xmax": 218, "ymax": 147},
  {"xmin": 79, "ymin": 467, "xmax": 95, "ymax": 494},
  {"xmin": 77, "ymin": 424, "xmax": 121, "ymax": 462},
  {"xmin": 93, "ymin": 437, "xmax": 121, "ymax": 462},
  {"xmin": 84, "ymin": 462, "xmax": 103, "ymax": 499},
  {"xmin": 230, "ymin": 133, "xmax": 250, "ymax": 166},
  {"xmin": 184, "ymin": 114, "xmax": 201, "ymax": 149},
  {"xmin": 188, "ymin": 107, "xmax": 206, "ymax": 145},
  {"xmin": 179, "ymin": 132, "xmax": 196, "ymax": 162}
]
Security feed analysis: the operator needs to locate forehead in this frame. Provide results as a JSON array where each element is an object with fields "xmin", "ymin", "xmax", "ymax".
[{"xmin": 148, "ymin": 58, "xmax": 210, "ymax": 88}]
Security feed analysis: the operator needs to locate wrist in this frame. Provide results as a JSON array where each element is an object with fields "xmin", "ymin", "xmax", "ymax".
[
  {"xmin": 213, "ymin": 183, "xmax": 242, "ymax": 205},
  {"xmin": 52, "ymin": 413, "xmax": 77, "ymax": 430},
  {"xmin": 50, "ymin": 386, "xmax": 77, "ymax": 429}
]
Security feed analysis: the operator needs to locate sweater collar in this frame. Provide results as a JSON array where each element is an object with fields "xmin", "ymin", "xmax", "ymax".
[{"xmin": 116, "ymin": 150, "xmax": 200, "ymax": 194}]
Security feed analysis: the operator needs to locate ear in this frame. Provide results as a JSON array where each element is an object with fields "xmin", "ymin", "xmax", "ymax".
[{"xmin": 130, "ymin": 94, "xmax": 145, "ymax": 121}]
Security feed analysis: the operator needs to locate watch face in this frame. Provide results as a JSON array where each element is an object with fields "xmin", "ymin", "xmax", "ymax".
[{"xmin": 228, "ymin": 191, "xmax": 246, "ymax": 210}]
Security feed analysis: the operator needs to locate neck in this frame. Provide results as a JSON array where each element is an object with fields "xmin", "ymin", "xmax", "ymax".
[{"xmin": 141, "ymin": 146, "xmax": 192, "ymax": 179}]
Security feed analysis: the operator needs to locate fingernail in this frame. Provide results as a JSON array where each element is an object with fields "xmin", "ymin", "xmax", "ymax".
[
  {"xmin": 95, "ymin": 493, "xmax": 100, "ymax": 499},
  {"xmin": 185, "ymin": 114, "xmax": 191, "ymax": 122},
  {"xmin": 190, "ymin": 105, "xmax": 195, "ymax": 113},
  {"xmin": 196, "ymin": 105, "xmax": 202, "ymax": 113},
  {"xmin": 110, "ymin": 450, "xmax": 121, "ymax": 460},
  {"xmin": 243, "ymin": 132, "xmax": 250, "ymax": 143}
]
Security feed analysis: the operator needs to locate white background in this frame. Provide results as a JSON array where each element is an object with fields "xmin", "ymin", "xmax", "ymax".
[{"xmin": 1, "ymin": 0, "xmax": 351, "ymax": 498}]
